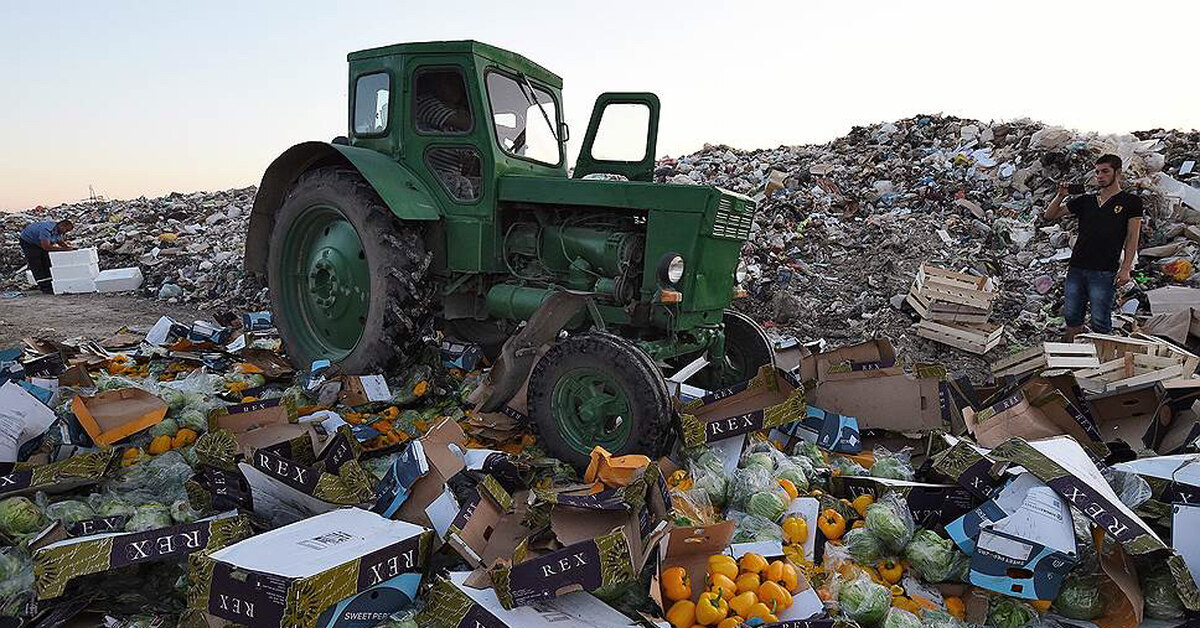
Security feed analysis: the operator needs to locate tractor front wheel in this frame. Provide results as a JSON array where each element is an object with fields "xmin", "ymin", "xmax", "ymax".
[
  {"xmin": 267, "ymin": 167, "xmax": 432, "ymax": 372},
  {"xmin": 721, "ymin": 309, "xmax": 776, "ymax": 383},
  {"xmin": 528, "ymin": 333, "xmax": 671, "ymax": 471}
]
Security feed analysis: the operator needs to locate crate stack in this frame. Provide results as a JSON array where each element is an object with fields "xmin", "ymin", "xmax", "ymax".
[
  {"xmin": 907, "ymin": 263, "xmax": 1004, "ymax": 355},
  {"xmin": 46, "ymin": 247, "xmax": 144, "ymax": 294}
]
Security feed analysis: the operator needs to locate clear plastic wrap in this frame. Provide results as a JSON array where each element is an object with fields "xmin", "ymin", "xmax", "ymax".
[
  {"xmin": 831, "ymin": 456, "xmax": 868, "ymax": 477},
  {"xmin": 1101, "ymin": 467, "xmax": 1152, "ymax": 510},
  {"xmin": 104, "ymin": 450, "xmax": 194, "ymax": 505},
  {"xmin": 36, "ymin": 494, "xmax": 95, "ymax": 527},
  {"xmin": 844, "ymin": 527, "xmax": 884, "ymax": 564},
  {"xmin": 1141, "ymin": 571, "xmax": 1186, "ymax": 620},
  {"xmin": 729, "ymin": 466, "xmax": 774, "ymax": 510},
  {"xmin": 730, "ymin": 511, "xmax": 784, "ymax": 543},
  {"xmin": 124, "ymin": 502, "xmax": 173, "ymax": 532},
  {"xmin": 0, "ymin": 548, "xmax": 33, "ymax": 617},
  {"xmin": 689, "ymin": 451, "xmax": 730, "ymax": 509},
  {"xmin": 793, "ymin": 440, "xmax": 828, "ymax": 468},
  {"xmin": 776, "ymin": 458, "xmax": 810, "ymax": 492},
  {"xmin": 839, "ymin": 571, "xmax": 891, "ymax": 626},
  {"xmin": 987, "ymin": 595, "xmax": 1037, "ymax": 628},
  {"xmin": 904, "ymin": 529, "xmax": 967, "ymax": 583},
  {"xmin": 864, "ymin": 493, "xmax": 915, "ymax": 552},
  {"xmin": 870, "ymin": 447, "xmax": 915, "ymax": 481},
  {"xmin": 884, "ymin": 607, "xmax": 923, "ymax": 628},
  {"xmin": 1051, "ymin": 573, "xmax": 1105, "ymax": 620}
]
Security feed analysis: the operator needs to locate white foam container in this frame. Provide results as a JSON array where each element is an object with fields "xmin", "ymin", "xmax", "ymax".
[
  {"xmin": 52, "ymin": 278, "xmax": 97, "ymax": 294},
  {"xmin": 50, "ymin": 263, "xmax": 100, "ymax": 281},
  {"xmin": 48, "ymin": 247, "xmax": 99, "ymax": 266},
  {"xmin": 95, "ymin": 267, "xmax": 144, "ymax": 293}
]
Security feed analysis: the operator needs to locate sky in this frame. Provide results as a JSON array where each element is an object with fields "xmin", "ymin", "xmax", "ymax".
[{"xmin": 1, "ymin": 0, "xmax": 1197, "ymax": 211}]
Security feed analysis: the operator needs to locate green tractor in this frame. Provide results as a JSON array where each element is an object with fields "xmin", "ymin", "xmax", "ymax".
[{"xmin": 246, "ymin": 40, "xmax": 773, "ymax": 468}]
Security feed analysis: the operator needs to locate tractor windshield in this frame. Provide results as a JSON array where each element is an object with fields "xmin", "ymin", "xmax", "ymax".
[{"xmin": 485, "ymin": 71, "xmax": 561, "ymax": 166}]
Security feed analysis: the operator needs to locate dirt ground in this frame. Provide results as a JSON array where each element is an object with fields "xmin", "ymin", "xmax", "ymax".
[{"xmin": 0, "ymin": 290, "xmax": 204, "ymax": 347}]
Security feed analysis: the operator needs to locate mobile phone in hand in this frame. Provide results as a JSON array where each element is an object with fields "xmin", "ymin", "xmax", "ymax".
[{"xmin": 1068, "ymin": 183, "xmax": 1086, "ymax": 195}]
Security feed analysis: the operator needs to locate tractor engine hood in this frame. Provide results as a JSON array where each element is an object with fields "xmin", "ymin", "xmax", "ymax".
[{"xmin": 497, "ymin": 175, "xmax": 736, "ymax": 215}]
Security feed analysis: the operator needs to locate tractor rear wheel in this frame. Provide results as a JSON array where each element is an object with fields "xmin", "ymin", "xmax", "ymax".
[
  {"xmin": 528, "ymin": 333, "xmax": 671, "ymax": 471},
  {"xmin": 690, "ymin": 309, "xmax": 776, "ymax": 390},
  {"xmin": 267, "ymin": 167, "xmax": 432, "ymax": 372}
]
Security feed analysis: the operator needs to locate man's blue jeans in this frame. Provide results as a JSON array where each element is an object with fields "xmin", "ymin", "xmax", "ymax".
[{"xmin": 1063, "ymin": 266, "xmax": 1116, "ymax": 334}]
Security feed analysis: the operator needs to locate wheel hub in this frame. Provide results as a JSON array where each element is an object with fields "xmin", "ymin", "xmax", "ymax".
[{"xmin": 553, "ymin": 368, "xmax": 632, "ymax": 454}]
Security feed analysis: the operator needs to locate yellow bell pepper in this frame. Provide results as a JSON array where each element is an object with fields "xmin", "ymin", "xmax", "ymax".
[
  {"xmin": 695, "ymin": 590, "xmax": 729, "ymax": 625},
  {"xmin": 729, "ymin": 591, "xmax": 758, "ymax": 618},
  {"xmin": 738, "ymin": 552, "xmax": 769, "ymax": 576},
  {"xmin": 757, "ymin": 580, "xmax": 792, "ymax": 611},
  {"xmin": 852, "ymin": 493, "xmax": 875, "ymax": 518},
  {"xmin": 777, "ymin": 478, "xmax": 799, "ymax": 500},
  {"xmin": 708, "ymin": 555, "xmax": 739, "ymax": 581},
  {"xmin": 717, "ymin": 617, "xmax": 744, "ymax": 628},
  {"xmin": 878, "ymin": 558, "xmax": 903, "ymax": 584},
  {"xmin": 766, "ymin": 560, "xmax": 800, "ymax": 594},
  {"xmin": 666, "ymin": 600, "xmax": 696, "ymax": 628},
  {"xmin": 818, "ymin": 509, "xmax": 847, "ymax": 540},
  {"xmin": 746, "ymin": 601, "xmax": 776, "ymax": 623},
  {"xmin": 708, "ymin": 574, "xmax": 736, "ymax": 601},
  {"xmin": 661, "ymin": 566, "xmax": 692, "ymax": 602},
  {"xmin": 782, "ymin": 515, "xmax": 808, "ymax": 545},
  {"xmin": 735, "ymin": 572, "xmax": 761, "ymax": 595}
]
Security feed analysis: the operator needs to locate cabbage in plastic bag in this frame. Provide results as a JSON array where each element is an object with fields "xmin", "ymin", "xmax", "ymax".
[
  {"xmin": 1052, "ymin": 573, "xmax": 1105, "ymax": 620},
  {"xmin": 793, "ymin": 440, "xmax": 827, "ymax": 467},
  {"xmin": 987, "ymin": 596, "xmax": 1037, "ymax": 628},
  {"xmin": 689, "ymin": 455, "xmax": 729, "ymax": 509},
  {"xmin": 729, "ymin": 466, "xmax": 774, "ymax": 509},
  {"xmin": 920, "ymin": 609, "xmax": 965, "ymax": 628},
  {"xmin": 776, "ymin": 460, "xmax": 810, "ymax": 492},
  {"xmin": 864, "ymin": 494, "xmax": 914, "ymax": 552},
  {"xmin": 1141, "ymin": 571, "xmax": 1185, "ymax": 620},
  {"xmin": 177, "ymin": 409, "xmax": 208, "ymax": 433},
  {"xmin": 870, "ymin": 447, "xmax": 915, "ymax": 481},
  {"xmin": 0, "ymin": 496, "xmax": 45, "ymax": 536},
  {"xmin": 839, "ymin": 572, "xmax": 891, "ymax": 625},
  {"xmin": 883, "ymin": 607, "xmax": 923, "ymax": 628},
  {"xmin": 731, "ymin": 512, "xmax": 784, "ymax": 543},
  {"xmin": 105, "ymin": 450, "xmax": 194, "ymax": 504},
  {"xmin": 904, "ymin": 529, "xmax": 964, "ymax": 583},
  {"xmin": 0, "ymin": 548, "xmax": 33, "ymax": 616},
  {"xmin": 90, "ymin": 493, "xmax": 135, "ymax": 518},
  {"xmin": 170, "ymin": 498, "xmax": 199, "ymax": 524},
  {"xmin": 747, "ymin": 490, "xmax": 788, "ymax": 521},
  {"xmin": 42, "ymin": 499, "xmax": 95, "ymax": 527},
  {"xmin": 831, "ymin": 456, "xmax": 868, "ymax": 477},
  {"xmin": 124, "ymin": 503, "xmax": 173, "ymax": 532},
  {"xmin": 845, "ymin": 527, "xmax": 884, "ymax": 563},
  {"xmin": 1101, "ymin": 468, "xmax": 1152, "ymax": 510}
]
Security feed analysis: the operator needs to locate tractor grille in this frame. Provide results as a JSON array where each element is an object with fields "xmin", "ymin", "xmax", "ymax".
[{"xmin": 710, "ymin": 196, "xmax": 755, "ymax": 240}]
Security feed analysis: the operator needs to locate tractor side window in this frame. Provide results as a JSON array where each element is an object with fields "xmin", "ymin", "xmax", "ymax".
[
  {"xmin": 486, "ymin": 72, "xmax": 561, "ymax": 166},
  {"xmin": 353, "ymin": 72, "xmax": 390, "ymax": 135},
  {"xmin": 412, "ymin": 69, "xmax": 473, "ymax": 134},
  {"xmin": 591, "ymin": 103, "xmax": 650, "ymax": 161},
  {"xmin": 426, "ymin": 147, "xmax": 482, "ymax": 202}
]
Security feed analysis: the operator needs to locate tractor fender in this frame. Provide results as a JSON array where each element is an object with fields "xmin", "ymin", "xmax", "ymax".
[{"xmin": 245, "ymin": 141, "xmax": 441, "ymax": 274}]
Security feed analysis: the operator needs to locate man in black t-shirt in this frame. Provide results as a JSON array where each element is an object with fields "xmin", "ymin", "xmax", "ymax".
[{"xmin": 1044, "ymin": 154, "xmax": 1143, "ymax": 340}]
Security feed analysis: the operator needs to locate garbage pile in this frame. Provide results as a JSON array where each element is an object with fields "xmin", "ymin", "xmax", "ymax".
[
  {"xmin": 2, "ymin": 304, "xmax": 1200, "ymax": 628},
  {"xmin": 657, "ymin": 115, "xmax": 1200, "ymax": 378},
  {"xmin": 0, "ymin": 187, "xmax": 265, "ymax": 311}
]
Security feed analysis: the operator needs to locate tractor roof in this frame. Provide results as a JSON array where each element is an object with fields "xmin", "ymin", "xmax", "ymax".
[{"xmin": 348, "ymin": 40, "xmax": 563, "ymax": 89}]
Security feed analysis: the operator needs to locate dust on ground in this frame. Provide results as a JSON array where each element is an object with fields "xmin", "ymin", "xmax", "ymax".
[{"xmin": 0, "ymin": 291, "xmax": 204, "ymax": 347}]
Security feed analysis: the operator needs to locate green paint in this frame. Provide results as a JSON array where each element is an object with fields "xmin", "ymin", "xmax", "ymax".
[{"xmin": 552, "ymin": 367, "xmax": 633, "ymax": 455}]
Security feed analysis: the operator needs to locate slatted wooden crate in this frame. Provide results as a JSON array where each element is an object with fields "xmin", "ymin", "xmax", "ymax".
[
  {"xmin": 916, "ymin": 320, "xmax": 1004, "ymax": 355},
  {"xmin": 906, "ymin": 264, "xmax": 997, "ymax": 323},
  {"xmin": 991, "ymin": 342, "xmax": 1101, "ymax": 378},
  {"xmin": 1074, "ymin": 353, "xmax": 1186, "ymax": 391}
]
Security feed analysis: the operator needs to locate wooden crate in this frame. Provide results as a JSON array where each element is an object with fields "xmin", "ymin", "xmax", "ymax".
[
  {"xmin": 917, "ymin": 320, "xmax": 1004, "ymax": 355},
  {"xmin": 1074, "ymin": 353, "xmax": 1186, "ymax": 392},
  {"xmin": 991, "ymin": 342, "xmax": 1100, "ymax": 378},
  {"xmin": 1078, "ymin": 332, "xmax": 1200, "ymax": 377},
  {"xmin": 906, "ymin": 264, "xmax": 997, "ymax": 322}
]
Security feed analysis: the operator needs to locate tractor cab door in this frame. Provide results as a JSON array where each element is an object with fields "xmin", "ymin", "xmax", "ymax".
[{"xmin": 572, "ymin": 92, "xmax": 660, "ymax": 182}]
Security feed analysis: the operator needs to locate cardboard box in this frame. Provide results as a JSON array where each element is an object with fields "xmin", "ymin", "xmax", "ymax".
[
  {"xmin": 988, "ymin": 436, "xmax": 1200, "ymax": 612},
  {"xmin": 836, "ymin": 476, "xmax": 976, "ymax": 527},
  {"xmin": 338, "ymin": 375, "xmax": 393, "ymax": 407},
  {"xmin": 72, "ymin": 388, "xmax": 168, "ymax": 445},
  {"xmin": 209, "ymin": 397, "xmax": 303, "ymax": 456},
  {"xmin": 239, "ymin": 429, "xmax": 375, "ymax": 519},
  {"xmin": 1084, "ymin": 382, "xmax": 1171, "ymax": 450},
  {"xmin": 1112, "ymin": 454, "xmax": 1200, "ymax": 507},
  {"xmin": 445, "ymin": 475, "xmax": 514, "ymax": 568},
  {"xmin": 0, "ymin": 381, "xmax": 58, "ymax": 463},
  {"xmin": 769, "ymin": 405, "xmax": 862, "ymax": 454},
  {"xmin": 313, "ymin": 572, "xmax": 421, "ymax": 628},
  {"xmin": 929, "ymin": 437, "xmax": 1009, "ymax": 500},
  {"xmin": 648, "ymin": 521, "xmax": 736, "ymax": 612},
  {"xmin": 678, "ymin": 366, "xmax": 806, "ymax": 449},
  {"xmin": 955, "ymin": 474, "xmax": 1078, "ymax": 600},
  {"xmin": 963, "ymin": 379, "xmax": 1100, "ymax": 448},
  {"xmin": 0, "ymin": 448, "xmax": 119, "ymax": 498},
  {"xmin": 34, "ymin": 511, "xmax": 251, "ymax": 600},
  {"xmin": 419, "ymin": 571, "xmax": 640, "ymax": 628},
  {"xmin": 186, "ymin": 464, "xmax": 256, "ymax": 514},
  {"xmin": 370, "ymin": 418, "xmax": 467, "ymax": 539},
  {"xmin": 193, "ymin": 508, "xmax": 433, "ymax": 628}
]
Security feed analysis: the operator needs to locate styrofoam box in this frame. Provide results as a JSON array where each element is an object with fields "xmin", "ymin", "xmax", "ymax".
[
  {"xmin": 52, "ymin": 278, "xmax": 96, "ymax": 294},
  {"xmin": 50, "ymin": 263, "xmax": 99, "ymax": 282},
  {"xmin": 48, "ymin": 247, "xmax": 99, "ymax": 266},
  {"xmin": 95, "ymin": 267, "xmax": 144, "ymax": 293}
]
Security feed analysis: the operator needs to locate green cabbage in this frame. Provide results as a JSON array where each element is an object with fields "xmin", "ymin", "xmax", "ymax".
[
  {"xmin": 777, "ymin": 463, "xmax": 810, "ymax": 492},
  {"xmin": 845, "ymin": 527, "xmax": 884, "ymax": 563},
  {"xmin": 0, "ymin": 497, "xmax": 45, "ymax": 536},
  {"xmin": 986, "ymin": 596, "xmax": 1037, "ymax": 628},
  {"xmin": 1052, "ymin": 573, "xmax": 1104, "ymax": 619},
  {"xmin": 170, "ymin": 499, "xmax": 198, "ymax": 524},
  {"xmin": 839, "ymin": 574, "xmax": 891, "ymax": 626},
  {"xmin": 870, "ymin": 454, "xmax": 914, "ymax": 481},
  {"xmin": 43, "ymin": 500, "xmax": 96, "ymax": 526},
  {"xmin": 792, "ymin": 441, "xmax": 827, "ymax": 467},
  {"xmin": 742, "ymin": 452, "xmax": 775, "ymax": 471},
  {"xmin": 148, "ymin": 418, "xmax": 179, "ymax": 438},
  {"xmin": 747, "ymin": 491, "xmax": 787, "ymax": 522},
  {"xmin": 730, "ymin": 467, "xmax": 773, "ymax": 509},
  {"xmin": 831, "ymin": 456, "xmax": 867, "ymax": 477},
  {"xmin": 177, "ymin": 409, "xmax": 208, "ymax": 433},
  {"xmin": 0, "ymin": 549, "xmax": 33, "ymax": 617},
  {"xmin": 124, "ymin": 503, "xmax": 173, "ymax": 532},
  {"xmin": 904, "ymin": 529, "xmax": 962, "ymax": 583},
  {"xmin": 732, "ymin": 513, "xmax": 784, "ymax": 543},
  {"xmin": 884, "ymin": 607, "xmax": 922, "ymax": 628},
  {"xmin": 1141, "ymin": 571, "xmax": 1185, "ymax": 620},
  {"xmin": 91, "ymin": 494, "xmax": 135, "ymax": 517},
  {"xmin": 865, "ymin": 497, "xmax": 914, "ymax": 552},
  {"xmin": 920, "ymin": 609, "xmax": 965, "ymax": 628}
]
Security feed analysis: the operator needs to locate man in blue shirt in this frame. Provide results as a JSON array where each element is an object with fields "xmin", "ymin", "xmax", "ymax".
[{"xmin": 18, "ymin": 219, "xmax": 75, "ymax": 293}]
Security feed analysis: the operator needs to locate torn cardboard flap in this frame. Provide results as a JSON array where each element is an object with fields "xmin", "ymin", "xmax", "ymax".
[
  {"xmin": 391, "ymin": 418, "xmax": 467, "ymax": 532},
  {"xmin": 419, "ymin": 571, "xmax": 640, "ymax": 628},
  {"xmin": 1085, "ymin": 382, "xmax": 1171, "ymax": 450},
  {"xmin": 800, "ymin": 337, "xmax": 899, "ymax": 383},
  {"xmin": 446, "ymin": 476, "xmax": 514, "ymax": 568},
  {"xmin": 678, "ymin": 366, "xmax": 806, "ymax": 449},
  {"xmin": 72, "ymin": 388, "xmax": 167, "ymax": 446},
  {"xmin": 209, "ymin": 397, "xmax": 303, "ymax": 456},
  {"xmin": 338, "ymin": 374, "xmax": 393, "ymax": 407},
  {"xmin": 0, "ymin": 448, "xmax": 119, "ymax": 499},
  {"xmin": 812, "ymin": 367, "xmax": 945, "ymax": 432},
  {"xmin": 648, "ymin": 520, "xmax": 736, "ymax": 611},
  {"xmin": 963, "ymin": 379, "xmax": 1099, "ymax": 449}
]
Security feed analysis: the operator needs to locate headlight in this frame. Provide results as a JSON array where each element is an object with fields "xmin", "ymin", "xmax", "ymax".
[
  {"xmin": 658, "ymin": 254, "xmax": 685, "ymax": 286},
  {"xmin": 735, "ymin": 261, "xmax": 749, "ymax": 284}
]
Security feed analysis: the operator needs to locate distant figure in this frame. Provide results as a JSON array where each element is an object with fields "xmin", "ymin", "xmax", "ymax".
[{"xmin": 18, "ymin": 219, "xmax": 75, "ymax": 294}]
